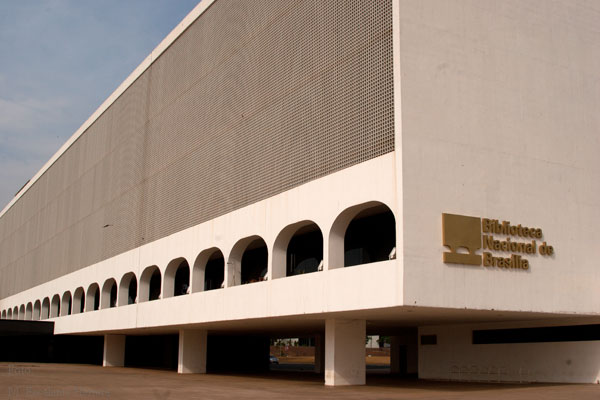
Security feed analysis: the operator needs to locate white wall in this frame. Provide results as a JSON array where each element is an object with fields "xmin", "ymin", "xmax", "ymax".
[
  {"xmin": 419, "ymin": 322, "xmax": 600, "ymax": 383},
  {"xmin": 398, "ymin": 0, "xmax": 600, "ymax": 314}
]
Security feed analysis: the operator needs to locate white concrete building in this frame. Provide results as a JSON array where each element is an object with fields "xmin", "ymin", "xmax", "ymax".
[{"xmin": 1, "ymin": 0, "xmax": 599, "ymax": 386}]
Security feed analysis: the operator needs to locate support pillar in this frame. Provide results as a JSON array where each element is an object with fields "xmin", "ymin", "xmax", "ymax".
[
  {"xmin": 325, "ymin": 319, "xmax": 366, "ymax": 386},
  {"xmin": 178, "ymin": 329, "xmax": 207, "ymax": 374},
  {"xmin": 314, "ymin": 333, "xmax": 325, "ymax": 374},
  {"xmin": 103, "ymin": 335, "xmax": 125, "ymax": 367}
]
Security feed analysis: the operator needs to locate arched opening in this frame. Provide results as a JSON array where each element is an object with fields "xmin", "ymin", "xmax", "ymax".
[
  {"xmin": 288, "ymin": 228, "xmax": 323, "ymax": 275},
  {"xmin": 41, "ymin": 298, "xmax": 50, "ymax": 319},
  {"xmin": 205, "ymin": 252, "xmax": 225, "ymax": 290},
  {"xmin": 1, "ymin": 310, "xmax": 6, "ymax": 319},
  {"xmin": 163, "ymin": 258, "xmax": 190, "ymax": 298},
  {"xmin": 174, "ymin": 262, "xmax": 190, "ymax": 296},
  {"xmin": 242, "ymin": 240, "xmax": 268, "ymax": 284},
  {"xmin": 86, "ymin": 283, "xmax": 100, "ymax": 312},
  {"xmin": 272, "ymin": 221, "xmax": 323, "ymax": 279},
  {"xmin": 193, "ymin": 248, "xmax": 225, "ymax": 292},
  {"xmin": 150, "ymin": 270, "xmax": 161, "ymax": 300},
  {"xmin": 229, "ymin": 236, "xmax": 268, "ymax": 286},
  {"xmin": 329, "ymin": 201, "xmax": 396, "ymax": 269},
  {"xmin": 33, "ymin": 300, "xmax": 41, "ymax": 320},
  {"xmin": 25, "ymin": 303, "xmax": 33, "ymax": 320},
  {"xmin": 61, "ymin": 291, "xmax": 72, "ymax": 316},
  {"xmin": 50, "ymin": 295, "xmax": 61, "ymax": 318},
  {"xmin": 101, "ymin": 278, "xmax": 118, "ymax": 309},
  {"xmin": 344, "ymin": 205, "xmax": 395, "ymax": 266},
  {"xmin": 18, "ymin": 304, "xmax": 25, "ymax": 320},
  {"xmin": 13, "ymin": 306, "xmax": 18, "ymax": 320},
  {"xmin": 140, "ymin": 266, "xmax": 161, "ymax": 302},
  {"xmin": 73, "ymin": 287, "xmax": 85, "ymax": 314},
  {"xmin": 118, "ymin": 272, "xmax": 138, "ymax": 306},
  {"xmin": 7, "ymin": 309, "xmax": 12, "ymax": 320}
]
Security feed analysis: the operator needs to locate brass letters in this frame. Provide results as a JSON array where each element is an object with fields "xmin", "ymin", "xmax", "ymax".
[{"xmin": 442, "ymin": 213, "xmax": 555, "ymax": 270}]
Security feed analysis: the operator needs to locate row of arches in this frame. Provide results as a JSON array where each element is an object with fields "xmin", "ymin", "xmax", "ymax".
[{"xmin": 1, "ymin": 201, "xmax": 396, "ymax": 321}]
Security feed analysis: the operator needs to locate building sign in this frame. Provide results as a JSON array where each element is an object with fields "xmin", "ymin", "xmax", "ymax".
[{"xmin": 442, "ymin": 213, "xmax": 555, "ymax": 270}]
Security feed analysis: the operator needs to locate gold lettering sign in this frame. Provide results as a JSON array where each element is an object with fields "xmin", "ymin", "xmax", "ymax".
[
  {"xmin": 442, "ymin": 213, "xmax": 555, "ymax": 270},
  {"xmin": 442, "ymin": 213, "xmax": 482, "ymax": 266}
]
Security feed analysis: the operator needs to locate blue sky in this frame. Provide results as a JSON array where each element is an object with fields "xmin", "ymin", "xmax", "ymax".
[{"xmin": 0, "ymin": 0, "xmax": 201, "ymax": 209}]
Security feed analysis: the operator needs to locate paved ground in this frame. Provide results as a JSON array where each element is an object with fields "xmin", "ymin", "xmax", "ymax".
[
  {"xmin": 275, "ymin": 355, "xmax": 390, "ymax": 365},
  {"xmin": 1, "ymin": 363, "xmax": 598, "ymax": 400}
]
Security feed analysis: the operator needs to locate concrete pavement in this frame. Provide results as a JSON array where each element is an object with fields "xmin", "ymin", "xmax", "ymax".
[{"xmin": 1, "ymin": 363, "xmax": 598, "ymax": 399}]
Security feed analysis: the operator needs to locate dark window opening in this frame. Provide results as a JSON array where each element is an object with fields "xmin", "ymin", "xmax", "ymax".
[
  {"xmin": 42, "ymin": 300, "xmax": 50, "ymax": 319},
  {"xmin": 93, "ymin": 290, "xmax": 100, "ymax": 311},
  {"xmin": 205, "ymin": 253, "xmax": 224, "ymax": 291},
  {"xmin": 67, "ymin": 297, "xmax": 72, "ymax": 315},
  {"xmin": 50, "ymin": 296, "xmax": 61, "ymax": 318},
  {"xmin": 473, "ymin": 324, "xmax": 600, "ymax": 344},
  {"xmin": 110, "ymin": 284, "xmax": 117, "ymax": 308},
  {"xmin": 128, "ymin": 278, "xmax": 138, "ymax": 305},
  {"xmin": 79, "ymin": 297, "xmax": 85, "ymax": 313},
  {"xmin": 242, "ymin": 239, "xmax": 268, "ymax": 284},
  {"xmin": 420, "ymin": 335, "xmax": 437, "ymax": 345},
  {"xmin": 287, "ymin": 226, "xmax": 323, "ymax": 277},
  {"xmin": 149, "ymin": 270, "xmax": 161, "ymax": 301},
  {"xmin": 344, "ymin": 206, "xmax": 395, "ymax": 267},
  {"xmin": 174, "ymin": 261, "xmax": 190, "ymax": 296}
]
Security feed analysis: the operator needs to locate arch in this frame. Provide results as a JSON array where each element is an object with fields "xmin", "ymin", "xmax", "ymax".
[
  {"xmin": 192, "ymin": 247, "xmax": 225, "ymax": 293},
  {"xmin": 13, "ymin": 306, "xmax": 18, "ymax": 320},
  {"xmin": 73, "ymin": 287, "xmax": 85, "ymax": 314},
  {"xmin": 163, "ymin": 258, "xmax": 190, "ymax": 298},
  {"xmin": 86, "ymin": 283, "xmax": 100, "ymax": 312},
  {"xmin": 25, "ymin": 302, "xmax": 33, "ymax": 320},
  {"xmin": 329, "ymin": 201, "xmax": 396, "ymax": 269},
  {"xmin": 7, "ymin": 308, "xmax": 12, "ymax": 319},
  {"xmin": 101, "ymin": 278, "xmax": 118, "ymax": 309},
  {"xmin": 118, "ymin": 272, "xmax": 138, "ymax": 306},
  {"xmin": 33, "ymin": 300, "xmax": 41, "ymax": 320},
  {"xmin": 41, "ymin": 297, "xmax": 50, "ymax": 319},
  {"xmin": 1, "ymin": 310, "xmax": 5, "ymax": 319},
  {"xmin": 228, "ymin": 236, "xmax": 268, "ymax": 286},
  {"xmin": 139, "ymin": 266, "xmax": 161, "ymax": 302},
  {"xmin": 272, "ymin": 220, "xmax": 323, "ymax": 279},
  {"xmin": 18, "ymin": 304, "xmax": 25, "ymax": 320},
  {"xmin": 50, "ymin": 294, "xmax": 61, "ymax": 318},
  {"xmin": 61, "ymin": 291, "xmax": 72, "ymax": 316}
]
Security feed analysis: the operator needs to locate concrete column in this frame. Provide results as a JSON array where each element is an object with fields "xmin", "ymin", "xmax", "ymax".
[
  {"xmin": 314, "ymin": 333, "xmax": 325, "ymax": 374},
  {"xmin": 103, "ymin": 335, "xmax": 125, "ymax": 367},
  {"xmin": 178, "ymin": 329, "xmax": 208, "ymax": 374},
  {"xmin": 325, "ymin": 319, "xmax": 366, "ymax": 386},
  {"xmin": 225, "ymin": 261, "xmax": 241, "ymax": 288}
]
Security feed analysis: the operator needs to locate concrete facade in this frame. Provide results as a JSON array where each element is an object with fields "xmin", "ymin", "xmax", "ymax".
[{"xmin": 1, "ymin": 0, "xmax": 599, "ymax": 386}]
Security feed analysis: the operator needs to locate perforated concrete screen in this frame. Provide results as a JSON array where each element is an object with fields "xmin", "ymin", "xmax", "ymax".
[{"xmin": 0, "ymin": 0, "xmax": 394, "ymax": 297}]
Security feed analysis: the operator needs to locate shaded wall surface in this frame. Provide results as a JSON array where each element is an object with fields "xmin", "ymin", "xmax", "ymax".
[
  {"xmin": 207, "ymin": 335, "xmax": 270, "ymax": 373},
  {"xmin": 0, "ymin": 320, "xmax": 102, "ymax": 364},
  {"xmin": 125, "ymin": 335, "xmax": 179, "ymax": 370}
]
